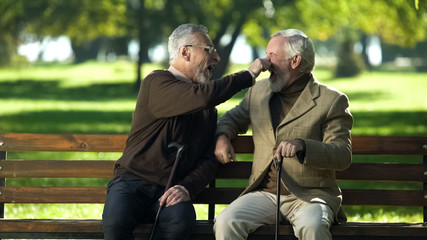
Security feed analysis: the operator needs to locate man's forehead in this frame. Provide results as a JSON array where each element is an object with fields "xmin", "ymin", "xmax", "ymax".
[
  {"xmin": 267, "ymin": 36, "xmax": 286, "ymax": 51},
  {"xmin": 192, "ymin": 32, "xmax": 213, "ymax": 45}
]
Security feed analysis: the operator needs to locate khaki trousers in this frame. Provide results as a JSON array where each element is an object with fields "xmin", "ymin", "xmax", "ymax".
[{"xmin": 214, "ymin": 191, "xmax": 334, "ymax": 240}]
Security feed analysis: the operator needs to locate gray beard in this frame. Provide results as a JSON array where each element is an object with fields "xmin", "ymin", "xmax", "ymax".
[
  {"xmin": 269, "ymin": 74, "xmax": 285, "ymax": 92},
  {"xmin": 193, "ymin": 66, "xmax": 210, "ymax": 83},
  {"xmin": 197, "ymin": 72, "xmax": 209, "ymax": 83}
]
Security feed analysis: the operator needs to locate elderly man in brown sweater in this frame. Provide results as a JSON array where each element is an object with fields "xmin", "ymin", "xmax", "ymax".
[
  {"xmin": 102, "ymin": 23, "xmax": 270, "ymax": 240},
  {"xmin": 214, "ymin": 29, "xmax": 353, "ymax": 240}
]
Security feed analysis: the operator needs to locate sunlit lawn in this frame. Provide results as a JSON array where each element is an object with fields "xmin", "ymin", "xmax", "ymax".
[{"xmin": 0, "ymin": 61, "xmax": 426, "ymax": 225}]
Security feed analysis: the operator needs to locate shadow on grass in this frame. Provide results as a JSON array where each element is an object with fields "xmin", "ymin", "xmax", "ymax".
[
  {"xmin": 0, "ymin": 110, "xmax": 133, "ymax": 134},
  {"xmin": 3, "ymin": 109, "xmax": 424, "ymax": 135},
  {"xmin": 346, "ymin": 90, "xmax": 391, "ymax": 102},
  {"xmin": 0, "ymin": 79, "xmax": 137, "ymax": 101}
]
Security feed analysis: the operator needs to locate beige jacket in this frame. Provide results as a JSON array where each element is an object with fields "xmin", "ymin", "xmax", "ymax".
[{"xmin": 217, "ymin": 75, "xmax": 353, "ymax": 223}]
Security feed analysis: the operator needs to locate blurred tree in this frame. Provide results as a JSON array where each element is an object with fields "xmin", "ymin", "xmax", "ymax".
[
  {"xmin": 1, "ymin": 0, "xmax": 426, "ymax": 78},
  {"xmin": 272, "ymin": 0, "xmax": 427, "ymax": 76},
  {"xmin": 0, "ymin": 0, "xmax": 127, "ymax": 64},
  {"xmin": 335, "ymin": 28, "xmax": 365, "ymax": 77},
  {"xmin": 204, "ymin": 0, "xmax": 265, "ymax": 79},
  {"xmin": 0, "ymin": 1, "xmax": 26, "ymax": 65}
]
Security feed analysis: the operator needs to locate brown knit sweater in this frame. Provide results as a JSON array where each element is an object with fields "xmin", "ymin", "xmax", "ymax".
[{"xmin": 114, "ymin": 70, "xmax": 253, "ymax": 198}]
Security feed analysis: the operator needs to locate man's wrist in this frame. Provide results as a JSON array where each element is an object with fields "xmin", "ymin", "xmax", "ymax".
[
  {"xmin": 247, "ymin": 69, "xmax": 255, "ymax": 78},
  {"xmin": 173, "ymin": 185, "xmax": 190, "ymax": 197},
  {"xmin": 246, "ymin": 70, "xmax": 256, "ymax": 85}
]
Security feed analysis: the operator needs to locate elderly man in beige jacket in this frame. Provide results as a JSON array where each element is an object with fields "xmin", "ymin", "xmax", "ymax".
[{"xmin": 213, "ymin": 29, "xmax": 353, "ymax": 240}]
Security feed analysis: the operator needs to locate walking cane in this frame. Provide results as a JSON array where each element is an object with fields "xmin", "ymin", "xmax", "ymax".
[
  {"xmin": 274, "ymin": 157, "xmax": 284, "ymax": 240},
  {"xmin": 148, "ymin": 142, "xmax": 185, "ymax": 240}
]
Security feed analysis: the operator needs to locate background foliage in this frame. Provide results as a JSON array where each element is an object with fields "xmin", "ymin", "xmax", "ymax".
[{"xmin": 1, "ymin": 0, "xmax": 427, "ymax": 79}]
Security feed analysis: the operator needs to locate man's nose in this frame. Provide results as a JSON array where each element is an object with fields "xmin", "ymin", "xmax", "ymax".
[{"xmin": 212, "ymin": 51, "xmax": 221, "ymax": 62}]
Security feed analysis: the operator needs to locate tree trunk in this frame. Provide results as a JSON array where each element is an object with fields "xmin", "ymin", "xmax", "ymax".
[
  {"xmin": 71, "ymin": 38, "xmax": 103, "ymax": 64},
  {"xmin": 212, "ymin": 12, "xmax": 248, "ymax": 79},
  {"xmin": 360, "ymin": 34, "xmax": 372, "ymax": 71},
  {"xmin": 133, "ymin": 0, "xmax": 145, "ymax": 91},
  {"xmin": 134, "ymin": 37, "xmax": 145, "ymax": 90},
  {"xmin": 251, "ymin": 46, "xmax": 260, "ymax": 60},
  {"xmin": 0, "ymin": 36, "xmax": 11, "ymax": 66},
  {"xmin": 335, "ymin": 39, "xmax": 364, "ymax": 77}
]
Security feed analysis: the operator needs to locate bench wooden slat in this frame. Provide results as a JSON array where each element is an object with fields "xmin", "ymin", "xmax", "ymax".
[
  {"xmin": 0, "ymin": 133, "xmax": 127, "ymax": 152},
  {"xmin": 256, "ymin": 222, "xmax": 427, "ymax": 237},
  {"xmin": 0, "ymin": 219, "xmax": 426, "ymax": 238},
  {"xmin": 217, "ymin": 162, "xmax": 427, "ymax": 181},
  {"xmin": 1, "ymin": 134, "xmax": 426, "ymax": 155},
  {"xmin": 341, "ymin": 189, "xmax": 427, "ymax": 206},
  {"xmin": 0, "ymin": 187, "xmax": 106, "ymax": 203},
  {"xmin": 0, "ymin": 219, "xmax": 104, "ymax": 233},
  {"xmin": 1, "ymin": 187, "xmax": 425, "ymax": 206},
  {"xmin": 336, "ymin": 163, "xmax": 427, "ymax": 181},
  {"xmin": 2, "ymin": 160, "xmax": 426, "ymax": 182},
  {"xmin": 0, "ymin": 160, "xmax": 114, "ymax": 178},
  {"xmin": 351, "ymin": 136, "xmax": 427, "ymax": 155}
]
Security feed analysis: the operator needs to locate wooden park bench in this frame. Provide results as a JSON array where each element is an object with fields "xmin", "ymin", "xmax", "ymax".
[{"xmin": 0, "ymin": 133, "xmax": 426, "ymax": 239}]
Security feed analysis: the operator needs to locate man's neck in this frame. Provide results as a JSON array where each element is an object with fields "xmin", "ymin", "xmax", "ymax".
[{"xmin": 282, "ymin": 71, "xmax": 306, "ymax": 89}]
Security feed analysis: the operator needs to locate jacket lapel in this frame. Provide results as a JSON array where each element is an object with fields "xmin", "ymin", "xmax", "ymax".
[
  {"xmin": 261, "ymin": 91, "xmax": 276, "ymax": 140},
  {"xmin": 277, "ymin": 77, "xmax": 320, "ymax": 128}
]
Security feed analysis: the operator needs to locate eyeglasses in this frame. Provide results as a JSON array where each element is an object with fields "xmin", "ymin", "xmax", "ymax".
[{"xmin": 185, "ymin": 45, "xmax": 217, "ymax": 54}]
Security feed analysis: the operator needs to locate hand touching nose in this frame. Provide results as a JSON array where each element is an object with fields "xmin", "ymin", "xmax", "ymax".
[{"xmin": 248, "ymin": 58, "xmax": 271, "ymax": 78}]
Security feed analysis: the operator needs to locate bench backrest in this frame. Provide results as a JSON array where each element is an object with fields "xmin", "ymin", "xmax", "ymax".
[{"xmin": 0, "ymin": 133, "xmax": 426, "ymax": 222}]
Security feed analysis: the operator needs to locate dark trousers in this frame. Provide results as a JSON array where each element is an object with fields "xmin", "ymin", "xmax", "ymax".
[{"xmin": 102, "ymin": 172, "xmax": 196, "ymax": 240}]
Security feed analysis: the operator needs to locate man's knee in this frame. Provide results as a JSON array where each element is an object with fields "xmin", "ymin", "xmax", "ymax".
[
  {"xmin": 156, "ymin": 202, "xmax": 196, "ymax": 239},
  {"xmin": 103, "ymin": 216, "xmax": 136, "ymax": 240},
  {"xmin": 214, "ymin": 210, "xmax": 228, "ymax": 227},
  {"xmin": 293, "ymin": 212, "xmax": 332, "ymax": 240},
  {"xmin": 294, "ymin": 219, "xmax": 331, "ymax": 240},
  {"xmin": 214, "ymin": 210, "xmax": 251, "ymax": 240},
  {"xmin": 103, "ymin": 200, "xmax": 141, "ymax": 240},
  {"xmin": 159, "ymin": 209, "xmax": 196, "ymax": 232},
  {"xmin": 214, "ymin": 208, "xmax": 239, "ymax": 232}
]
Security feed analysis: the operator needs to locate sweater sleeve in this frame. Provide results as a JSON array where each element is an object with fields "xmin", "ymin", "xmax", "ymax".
[
  {"xmin": 175, "ymin": 110, "xmax": 219, "ymax": 198},
  {"xmin": 216, "ymin": 87, "xmax": 253, "ymax": 140},
  {"xmin": 143, "ymin": 70, "xmax": 253, "ymax": 118}
]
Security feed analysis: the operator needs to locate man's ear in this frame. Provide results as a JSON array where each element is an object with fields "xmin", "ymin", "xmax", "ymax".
[
  {"xmin": 180, "ymin": 46, "xmax": 191, "ymax": 61},
  {"xmin": 291, "ymin": 55, "xmax": 302, "ymax": 69}
]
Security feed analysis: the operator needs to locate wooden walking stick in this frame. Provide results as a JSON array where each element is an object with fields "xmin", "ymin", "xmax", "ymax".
[
  {"xmin": 148, "ymin": 142, "xmax": 185, "ymax": 240},
  {"xmin": 274, "ymin": 157, "xmax": 283, "ymax": 240}
]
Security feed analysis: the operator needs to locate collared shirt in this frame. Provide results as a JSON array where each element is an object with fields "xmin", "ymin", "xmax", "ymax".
[{"xmin": 168, "ymin": 66, "xmax": 193, "ymax": 83}]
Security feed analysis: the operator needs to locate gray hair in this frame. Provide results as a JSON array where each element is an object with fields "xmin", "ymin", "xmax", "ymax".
[
  {"xmin": 168, "ymin": 23, "xmax": 209, "ymax": 63},
  {"xmin": 271, "ymin": 29, "xmax": 315, "ymax": 73}
]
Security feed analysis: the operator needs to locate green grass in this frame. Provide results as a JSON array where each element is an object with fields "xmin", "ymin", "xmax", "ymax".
[{"xmin": 1, "ymin": 61, "xmax": 426, "ymax": 225}]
